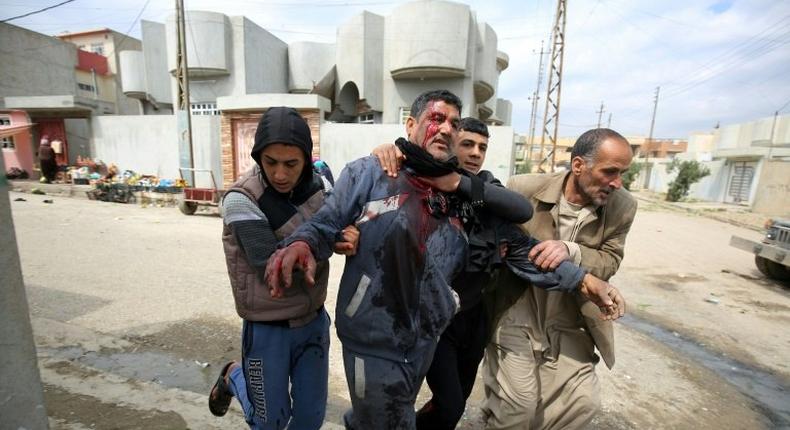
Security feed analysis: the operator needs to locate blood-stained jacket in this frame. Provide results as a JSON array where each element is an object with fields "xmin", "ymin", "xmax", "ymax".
[{"xmin": 286, "ymin": 156, "xmax": 469, "ymax": 363}]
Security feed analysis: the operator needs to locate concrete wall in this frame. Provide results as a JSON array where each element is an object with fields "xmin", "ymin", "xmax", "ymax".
[
  {"xmin": 166, "ymin": 13, "xmax": 236, "ymax": 105},
  {"xmin": 688, "ymin": 159, "xmax": 727, "ymax": 202},
  {"xmin": 381, "ymin": 78, "xmax": 472, "ymax": 123},
  {"xmin": 319, "ymin": 123, "xmax": 514, "ymax": 183},
  {"xmin": 75, "ymin": 69, "xmax": 115, "ymax": 104},
  {"xmin": 639, "ymin": 159, "xmax": 731, "ymax": 204},
  {"xmin": 64, "ymin": 118, "xmax": 91, "ymax": 165},
  {"xmin": 381, "ymin": 1, "xmax": 477, "ymax": 123},
  {"xmin": 386, "ymin": 1, "xmax": 471, "ymax": 77},
  {"xmin": 679, "ymin": 132, "xmax": 714, "ymax": 162},
  {"xmin": 335, "ymin": 11, "xmax": 385, "ymax": 112},
  {"xmin": 486, "ymin": 125, "xmax": 515, "ymax": 182},
  {"xmin": 473, "ymin": 22, "xmax": 497, "ymax": 104},
  {"xmin": 0, "ymin": 23, "xmax": 77, "ymax": 102},
  {"xmin": 288, "ymin": 42, "xmax": 335, "ymax": 93},
  {"xmin": 166, "ymin": 11, "xmax": 230, "ymax": 76},
  {"xmin": 751, "ymin": 160, "xmax": 790, "ymax": 217},
  {"xmin": 141, "ymin": 20, "xmax": 172, "ymax": 105},
  {"xmin": 91, "ymin": 115, "xmax": 221, "ymax": 188},
  {"xmin": 119, "ymin": 51, "xmax": 146, "ymax": 96},
  {"xmin": 108, "ymin": 31, "xmax": 143, "ymax": 115},
  {"xmin": 242, "ymin": 18, "xmax": 289, "ymax": 95},
  {"xmin": 714, "ymin": 114, "xmax": 790, "ymax": 153}
]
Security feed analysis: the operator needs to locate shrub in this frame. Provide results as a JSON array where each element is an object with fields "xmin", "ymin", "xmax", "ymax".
[
  {"xmin": 665, "ymin": 159, "xmax": 710, "ymax": 202},
  {"xmin": 514, "ymin": 160, "xmax": 533, "ymax": 175},
  {"xmin": 622, "ymin": 161, "xmax": 643, "ymax": 191}
]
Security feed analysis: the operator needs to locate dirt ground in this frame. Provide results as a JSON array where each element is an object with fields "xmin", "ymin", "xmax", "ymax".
[{"xmin": 9, "ymin": 191, "xmax": 789, "ymax": 429}]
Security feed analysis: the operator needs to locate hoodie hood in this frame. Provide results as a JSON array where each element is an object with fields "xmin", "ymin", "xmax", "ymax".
[{"xmin": 251, "ymin": 107, "xmax": 314, "ymax": 188}]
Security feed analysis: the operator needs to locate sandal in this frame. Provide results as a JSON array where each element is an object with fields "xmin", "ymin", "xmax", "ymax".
[{"xmin": 208, "ymin": 361, "xmax": 235, "ymax": 417}]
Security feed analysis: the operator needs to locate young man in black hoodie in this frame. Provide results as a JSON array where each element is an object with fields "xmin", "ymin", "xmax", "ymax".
[{"xmin": 209, "ymin": 107, "xmax": 357, "ymax": 430}]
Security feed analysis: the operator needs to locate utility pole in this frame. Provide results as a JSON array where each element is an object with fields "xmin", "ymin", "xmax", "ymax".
[
  {"xmin": 607, "ymin": 112, "xmax": 612, "ymax": 128},
  {"xmin": 768, "ymin": 110, "xmax": 779, "ymax": 159},
  {"xmin": 596, "ymin": 101, "xmax": 605, "ymax": 128},
  {"xmin": 175, "ymin": 0, "xmax": 195, "ymax": 186},
  {"xmin": 0, "ymin": 156, "xmax": 49, "ymax": 430},
  {"xmin": 644, "ymin": 86, "xmax": 660, "ymax": 189},
  {"xmin": 526, "ymin": 40, "xmax": 546, "ymax": 169},
  {"xmin": 537, "ymin": 0, "xmax": 567, "ymax": 173}
]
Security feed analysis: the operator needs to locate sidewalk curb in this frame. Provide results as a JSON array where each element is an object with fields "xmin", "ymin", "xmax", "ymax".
[{"xmin": 633, "ymin": 194, "xmax": 763, "ymax": 233}]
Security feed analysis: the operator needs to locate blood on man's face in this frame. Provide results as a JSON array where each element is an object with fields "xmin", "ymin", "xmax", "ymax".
[{"xmin": 407, "ymin": 100, "xmax": 460, "ymax": 161}]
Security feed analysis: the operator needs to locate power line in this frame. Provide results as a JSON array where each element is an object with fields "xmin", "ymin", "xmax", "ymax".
[
  {"xmin": 103, "ymin": 0, "xmax": 152, "ymax": 59},
  {"xmin": 662, "ymin": 31, "xmax": 790, "ymax": 100},
  {"xmin": 1, "ymin": 0, "xmax": 78, "ymax": 23}
]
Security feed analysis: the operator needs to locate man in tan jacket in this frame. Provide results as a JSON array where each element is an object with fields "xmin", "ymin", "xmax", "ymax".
[{"xmin": 483, "ymin": 128, "xmax": 637, "ymax": 430}]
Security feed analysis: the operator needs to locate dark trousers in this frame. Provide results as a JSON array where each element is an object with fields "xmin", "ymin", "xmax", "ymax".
[
  {"xmin": 416, "ymin": 301, "xmax": 489, "ymax": 430},
  {"xmin": 342, "ymin": 340, "xmax": 437, "ymax": 430}
]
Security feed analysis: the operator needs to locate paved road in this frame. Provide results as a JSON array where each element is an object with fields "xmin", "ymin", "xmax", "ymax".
[{"xmin": 9, "ymin": 191, "xmax": 789, "ymax": 429}]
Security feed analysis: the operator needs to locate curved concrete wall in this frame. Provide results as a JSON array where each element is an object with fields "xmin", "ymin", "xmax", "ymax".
[
  {"xmin": 141, "ymin": 20, "xmax": 171, "ymax": 104},
  {"xmin": 242, "ymin": 17, "xmax": 289, "ymax": 94},
  {"xmin": 474, "ymin": 23, "xmax": 497, "ymax": 103},
  {"xmin": 336, "ymin": 11, "xmax": 385, "ymax": 111},
  {"xmin": 496, "ymin": 98, "xmax": 512, "ymax": 126},
  {"xmin": 386, "ymin": 1, "xmax": 471, "ymax": 79},
  {"xmin": 166, "ymin": 11, "xmax": 230, "ymax": 78},
  {"xmin": 289, "ymin": 42, "xmax": 336, "ymax": 93},
  {"xmin": 496, "ymin": 50, "xmax": 509, "ymax": 72},
  {"xmin": 119, "ymin": 50, "xmax": 146, "ymax": 98}
]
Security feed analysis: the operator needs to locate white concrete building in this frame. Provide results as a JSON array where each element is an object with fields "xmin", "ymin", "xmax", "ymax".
[
  {"xmin": 638, "ymin": 114, "xmax": 790, "ymax": 217},
  {"xmin": 2, "ymin": 1, "xmax": 518, "ymax": 187},
  {"xmin": 119, "ymin": 0, "xmax": 512, "ymax": 126}
]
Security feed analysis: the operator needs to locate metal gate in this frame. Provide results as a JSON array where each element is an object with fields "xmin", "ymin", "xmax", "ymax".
[{"xmin": 727, "ymin": 161, "xmax": 756, "ymax": 203}]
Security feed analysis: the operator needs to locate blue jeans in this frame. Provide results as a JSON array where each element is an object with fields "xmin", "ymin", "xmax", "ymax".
[{"xmin": 228, "ymin": 310, "xmax": 330, "ymax": 430}]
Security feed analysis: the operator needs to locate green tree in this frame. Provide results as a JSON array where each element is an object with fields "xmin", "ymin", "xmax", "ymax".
[
  {"xmin": 622, "ymin": 161, "xmax": 643, "ymax": 191},
  {"xmin": 665, "ymin": 159, "xmax": 710, "ymax": 202},
  {"xmin": 514, "ymin": 160, "xmax": 533, "ymax": 175}
]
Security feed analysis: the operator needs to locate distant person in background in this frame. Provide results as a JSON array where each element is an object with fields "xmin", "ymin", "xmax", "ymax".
[
  {"xmin": 312, "ymin": 158, "xmax": 335, "ymax": 188},
  {"xmin": 51, "ymin": 135, "xmax": 66, "ymax": 166},
  {"xmin": 38, "ymin": 135, "xmax": 57, "ymax": 183}
]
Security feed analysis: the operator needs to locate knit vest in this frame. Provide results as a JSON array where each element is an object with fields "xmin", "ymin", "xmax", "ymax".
[{"xmin": 222, "ymin": 169, "xmax": 329, "ymax": 327}]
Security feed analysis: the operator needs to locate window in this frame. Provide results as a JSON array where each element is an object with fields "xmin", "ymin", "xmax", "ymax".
[
  {"xmin": 399, "ymin": 107, "xmax": 411, "ymax": 125},
  {"xmin": 0, "ymin": 116, "xmax": 14, "ymax": 150},
  {"xmin": 90, "ymin": 43, "xmax": 104, "ymax": 56},
  {"xmin": 358, "ymin": 113, "xmax": 374, "ymax": 124},
  {"xmin": 78, "ymin": 83, "xmax": 96, "ymax": 92},
  {"xmin": 191, "ymin": 102, "xmax": 219, "ymax": 116}
]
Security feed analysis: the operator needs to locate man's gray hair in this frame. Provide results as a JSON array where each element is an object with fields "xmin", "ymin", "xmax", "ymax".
[{"xmin": 571, "ymin": 128, "xmax": 629, "ymax": 163}]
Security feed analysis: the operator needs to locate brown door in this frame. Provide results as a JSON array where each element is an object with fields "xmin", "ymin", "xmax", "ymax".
[{"xmin": 232, "ymin": 118, "xmax": 260, "ymax": 180}]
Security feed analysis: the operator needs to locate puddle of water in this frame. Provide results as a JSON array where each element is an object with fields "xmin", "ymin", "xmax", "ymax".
[
  {"xmin": 623, "ymin": 314, "xmax": 790, "ymax": 428},
  {"xmin": 44, "ymin": 346, "xmax": 215, "ymax": 394}
]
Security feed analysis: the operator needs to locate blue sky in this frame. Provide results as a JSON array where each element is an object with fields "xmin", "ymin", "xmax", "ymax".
[{"xmin": 5, "ymin": 0, "xmax": 790, "ymax": 139}]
